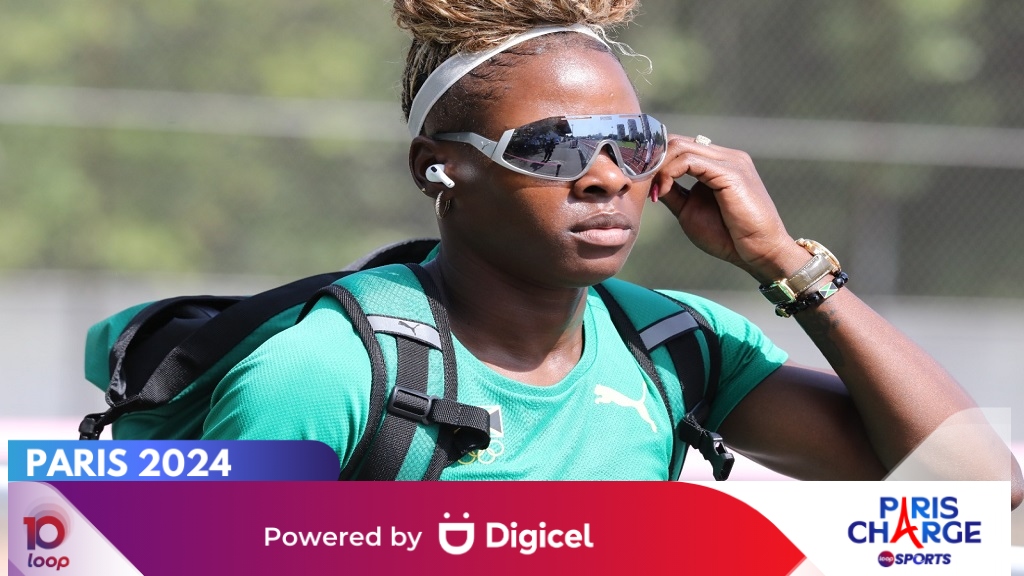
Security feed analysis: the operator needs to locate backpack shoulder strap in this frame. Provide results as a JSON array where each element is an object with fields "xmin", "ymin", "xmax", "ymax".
[
  {"xmin": 79, "ymin": 271, "xmax": 347, "ymax": 440},
  {"xmin": 300, "ymin": 263, "xmax": 490, "ymax": 481},
  {"xmin": 593, "ymin": 279, "xmax": 733, "ymax": 481},
  {"xmin": 80, "ymin": 238, "xmax": 442, "ymax": 441}
]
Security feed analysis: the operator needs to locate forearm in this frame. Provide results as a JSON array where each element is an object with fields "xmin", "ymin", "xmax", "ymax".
[
  {"xmin": 746, "ymin": 238, "xmax": 974, "ymax": 468},
  {"xmin": 740, "ymin": 245, "xmax": 1021, "ymax": 505},
  {"xmin": 792, "ymin": 286, "xmax": 974, "ymax": 468},
  {"xmin": 795, "ymin": 286, "xmax": 1022, "ymax": 508}
]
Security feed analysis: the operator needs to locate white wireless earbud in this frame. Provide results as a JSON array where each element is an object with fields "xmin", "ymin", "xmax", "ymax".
[{"xmin": 426, "ymin": 164, "xmax": 455, "ymax": 188}]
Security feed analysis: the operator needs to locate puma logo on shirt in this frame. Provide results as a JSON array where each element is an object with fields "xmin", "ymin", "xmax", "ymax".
[{"xmin": 594, "ymin": 383, "xmax": 657, "ymax": 433}]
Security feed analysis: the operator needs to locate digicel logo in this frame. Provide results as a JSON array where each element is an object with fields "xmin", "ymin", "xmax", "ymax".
[
  {"xmin": 439, "ymin": 512, "xmax": 594, "ymax": 556},
  {"xmin": 848, "ymin": 497, "xmax": 981, "ymax": 548}
]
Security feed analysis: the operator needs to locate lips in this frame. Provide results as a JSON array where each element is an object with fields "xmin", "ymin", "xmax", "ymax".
[
  {"xmin": 570, "ymin": 212, "xmax": 633, "ymax": 233},
  {"xmin": 570, "ymin": 212, "xmax": 634, "ymax": 247}
]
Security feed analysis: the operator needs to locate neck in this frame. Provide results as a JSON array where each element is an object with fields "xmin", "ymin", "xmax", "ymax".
[{"xmin": 424, "ymin": 250, "xmax": 588, "ymax": 386}]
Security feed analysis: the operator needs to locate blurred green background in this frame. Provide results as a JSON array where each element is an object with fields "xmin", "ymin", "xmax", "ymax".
[{"xmin": 1, "ymin": 0, "xmax": 1022, "ymax": 295}]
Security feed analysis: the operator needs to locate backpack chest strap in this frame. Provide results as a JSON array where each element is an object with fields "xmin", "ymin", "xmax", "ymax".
[
  {"xmin": 594, "ymin": 280, "xmax": 732, "ymax": 481},
  {"xmin": 309, "ymin": 265, "xmax": 490, "ymax": 480}
]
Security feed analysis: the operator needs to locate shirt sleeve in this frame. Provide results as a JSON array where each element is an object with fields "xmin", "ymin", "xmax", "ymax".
[
  {"xmin": 201, "ymin": 298, "xmax": 372, "ymax": 472},
  {"xmin": 657, "ymin": 290, "xmax": 789, "ymax": 431}
]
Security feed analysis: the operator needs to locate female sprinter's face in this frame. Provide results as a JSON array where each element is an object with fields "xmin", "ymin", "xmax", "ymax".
[{"xmin": 436, "ymin": 45, "xmax": 650, "ymax": 289}]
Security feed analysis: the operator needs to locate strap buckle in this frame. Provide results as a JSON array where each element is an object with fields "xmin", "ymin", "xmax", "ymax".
[
  {"xmin": 387, "ymin": 386, "xmax": 437, "ymax": 425},
  {"xmin": 697, "ymin": 430, "xmax": 735, "ymax": 481},
  {"xmin": 678, "ymin": 416, "xmax": 735, "ymax": 481},
  {"xmin": 78, "ymin": 414, "xmax": 106, "ymax": 440},
  {"xmin": 451, "ymin": 426, "xmax": 490, "ymax": 456}
]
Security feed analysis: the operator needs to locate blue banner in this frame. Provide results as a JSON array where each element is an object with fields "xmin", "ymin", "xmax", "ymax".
[{"xmin": 7, "ymin": 440, "xmax": 340, "ymax": 481}]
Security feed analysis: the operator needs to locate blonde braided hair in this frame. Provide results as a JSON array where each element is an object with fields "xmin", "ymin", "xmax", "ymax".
[{"xmin": 393, "ymin": 0, "xmax": 640, "ymax": 126}]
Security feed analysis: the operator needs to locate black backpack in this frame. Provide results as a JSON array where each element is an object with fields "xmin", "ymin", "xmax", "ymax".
[{"xmin": 81, "ymin": 239, "xmax": 734, "ymax": 480}]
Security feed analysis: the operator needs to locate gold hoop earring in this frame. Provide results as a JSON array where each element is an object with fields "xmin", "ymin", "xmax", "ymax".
[{"xmin": 434, "ymin": 192, "xmax": 451, "ymax": 219}]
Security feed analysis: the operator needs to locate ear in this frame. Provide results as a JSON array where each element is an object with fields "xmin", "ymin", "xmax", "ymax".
[{"xmin": 409, "ymin": 135, "xmax": 446, "ymax": 199}]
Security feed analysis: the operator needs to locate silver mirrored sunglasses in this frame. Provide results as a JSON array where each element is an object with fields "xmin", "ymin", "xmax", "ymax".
[{"xmin": 433, "ymin": 114, "xmax": 668, "ymax": 181}]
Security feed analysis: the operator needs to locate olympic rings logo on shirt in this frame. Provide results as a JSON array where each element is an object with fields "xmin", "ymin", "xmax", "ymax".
[{"xmin": 458, "ymin": 440, "xmax": 505, "ymax": 465}]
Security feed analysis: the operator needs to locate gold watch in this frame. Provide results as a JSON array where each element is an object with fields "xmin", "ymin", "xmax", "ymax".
[{"xmin": 758, "ymin": 239, "xmax": 842, "ymax": 306}]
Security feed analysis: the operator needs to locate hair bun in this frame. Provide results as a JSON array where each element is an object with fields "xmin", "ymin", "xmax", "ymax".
[{"xmin": 393, "ymin": 0, "xmax": 638, "ymax": 54}]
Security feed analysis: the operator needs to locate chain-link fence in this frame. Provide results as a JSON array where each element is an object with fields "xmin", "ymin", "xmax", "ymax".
[{"xmin": 1, "ymin": 1, "xmax": 1022, "ymax": 298}]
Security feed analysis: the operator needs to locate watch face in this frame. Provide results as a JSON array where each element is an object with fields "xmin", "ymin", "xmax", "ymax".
[
  {"xmin": 797, "ymin": 239, "xmax": 841, "ymax": 272},
  {"xmin": 759, "ymin": 281, "xmax": 798, "ymax": 305},
  {"xmin": 762, "ymin": 240, "xmax": 842, "ymax": 307}
]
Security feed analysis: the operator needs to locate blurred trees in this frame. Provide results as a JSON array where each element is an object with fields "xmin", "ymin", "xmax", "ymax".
[{"xmin": 1, "ymin": 1, "xmax": 1021, "ymax": 296}]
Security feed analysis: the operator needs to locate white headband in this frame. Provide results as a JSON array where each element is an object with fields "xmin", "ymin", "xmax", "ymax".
[{"xmin": 406, "ymin": 23, "xmax": 608, "ymax": 138}]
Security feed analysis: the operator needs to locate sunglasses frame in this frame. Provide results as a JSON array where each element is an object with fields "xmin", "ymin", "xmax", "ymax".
[{"xmin": 432, "ymin": 114, "xmax": 668, "ymax": 182}]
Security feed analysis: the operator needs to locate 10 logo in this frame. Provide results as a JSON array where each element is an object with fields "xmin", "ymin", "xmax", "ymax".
[{"xmin": 24, "ymin": 513, "xmax": 71, "ymax": 571}]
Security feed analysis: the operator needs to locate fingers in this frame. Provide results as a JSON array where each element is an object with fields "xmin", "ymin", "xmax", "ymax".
[
  {"xmin": 653, "ymin": 134, "xmax": 753, "ymax": 191},
  {"xmin": 658, "ymin": 180, "xmax": 715, "ymax": 219},
  {"xmin": 656, "ymin": 180, "xmax": 689, "ymax": 217},
  {"xmin": 650, "ymin": 134, "xmax": 795, "ymax": 271},
  {"xmin": 651, "ymin": 136, "xmax": 713, "ymax": 210}
]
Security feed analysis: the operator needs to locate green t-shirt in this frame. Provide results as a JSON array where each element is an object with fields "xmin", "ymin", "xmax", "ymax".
[{"xmin": 202, "ymin": 270, "xmax": 788, "ymax": 480}]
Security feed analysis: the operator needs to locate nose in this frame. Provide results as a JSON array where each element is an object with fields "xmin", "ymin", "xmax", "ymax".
[{"xmin": 576, "ymin": 143, "xmax": 630, "ymax": 197}]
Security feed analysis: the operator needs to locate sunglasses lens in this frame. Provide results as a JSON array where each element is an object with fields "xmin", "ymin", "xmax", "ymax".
[
  {"xmin": 501, "ymin": 117, "xmax": 580, "ymax": 178},
  {"xmin": 501, "ymin": 115, "xmax": 666, "ymax": 180},
  {"xmin": 617, "ymin": 115, "xmax": 667, "ymax": 177}
]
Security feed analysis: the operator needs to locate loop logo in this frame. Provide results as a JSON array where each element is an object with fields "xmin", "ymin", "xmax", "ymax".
[
  {"xmin": 22, "ymin": 506, "xmax": 72, "ymax": 571},
  {"xmin": 878, "ymin": 551, "xmax": 895, "ymax": 567},
  {"xmin": 439, "ymin": 512, "xmax": 475, "ymax": 555}
]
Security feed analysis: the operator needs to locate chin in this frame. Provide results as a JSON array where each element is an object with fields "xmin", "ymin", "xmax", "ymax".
[{"xmin": 570, "ymin": 245, "xmax": 632, "ymax": 287}]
